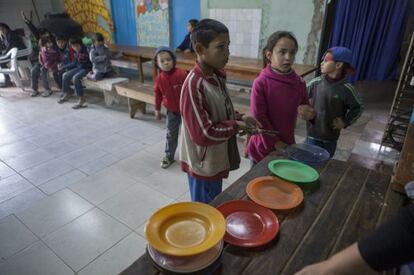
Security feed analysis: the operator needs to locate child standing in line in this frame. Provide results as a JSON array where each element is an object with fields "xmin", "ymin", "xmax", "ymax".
[
  {"xmin": 153, "ymin": 46, "xmax": 188, "ymax": 168},
  {"xmin": 246, "ymin": 31, "xmax": 315, "ymax": 164},
  {"xmin": 179, "ymin": 18, "xmax": 260, "ymax": 203},
  {"xmin": 58, "ymin": 37, "xmax": 92, "ymax": 109},
  {"xmin": 30, "ymin": 35, "xmax": 61, "ymax": 97},
  {"xmin": 176, "ymin": 19, "xmax": 198, "ymax": 53},
  {"xmin": 304, "ymin": 47, "xmax": 363, "ymax": 157},
  {"xmin": 87, "ymin": 33, "xmax": 112, "ymax": 81}
]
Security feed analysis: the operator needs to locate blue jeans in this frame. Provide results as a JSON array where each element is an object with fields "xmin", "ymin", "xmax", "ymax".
[
  {"xmin": 165, "ymin": 111, "xmax": 181, "ymax": 160},
  {"xmin": 31, "ymin": 63, "xmax": 60, "ymax": 91},
  {"xmin": 62, "ymin": 67, "xmax": 89, "ymax": 96},
  {"xmin": 305, "ymin": 137, "xmax": 337, "ymax": 158},
  {"xmin": 187, "ymin": 175, "xmax": 222, "ymax": 203}
]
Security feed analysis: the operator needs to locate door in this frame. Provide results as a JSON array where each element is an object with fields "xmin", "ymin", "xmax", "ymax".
[{"xmin": 111, "ymin": 0, "xmax": 138, "ymax": 45}]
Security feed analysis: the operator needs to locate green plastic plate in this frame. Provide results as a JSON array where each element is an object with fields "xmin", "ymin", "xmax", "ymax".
[{"xmin": 268, "ymin": 159, "xmax": 319, "ymax": 183}]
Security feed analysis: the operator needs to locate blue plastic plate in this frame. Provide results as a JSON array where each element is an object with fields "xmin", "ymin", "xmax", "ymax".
[{"xmin": 286, "ymin": 143, "xmax": 330, "ymax": 165}]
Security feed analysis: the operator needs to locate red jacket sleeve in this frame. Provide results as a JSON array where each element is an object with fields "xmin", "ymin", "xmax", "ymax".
[
  {"xmin": 181, "ymin": 73, "xmax": 238, "ymax": 146},
  {"xmin": 154, "ymin": 75, "xmax": 162, "ymax": 111}
]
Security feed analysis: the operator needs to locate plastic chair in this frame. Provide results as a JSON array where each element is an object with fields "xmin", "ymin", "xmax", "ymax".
[
  {"xmin": 0, "ymin": 48, "xmax": 23, "ymax": 88},
  {"xmin": 16, "ymin": 36, "xmax": 33, "ymax": 80}
]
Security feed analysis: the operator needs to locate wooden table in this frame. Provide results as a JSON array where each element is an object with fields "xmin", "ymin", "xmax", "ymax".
[
  {"xmin": 111, "ymin": 45, "xmax": 316, "ymax": 83},
  {"xmin": 121, "ymin": 152, "xmax": 405, "ymax": 275}
]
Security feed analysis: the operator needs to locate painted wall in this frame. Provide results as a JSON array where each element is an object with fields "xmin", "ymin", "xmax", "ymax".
[
  {"xmin": 201, "ymin": 0, "xmax": 325, "ymax": 65},
  {"xmin": 171, "ymin": 0, "xmax": 200, "ymax": 49}
]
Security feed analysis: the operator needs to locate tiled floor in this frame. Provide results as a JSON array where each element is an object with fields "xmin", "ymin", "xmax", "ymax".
[{"xmin": 0, "ymin": 79, "xmax": 399, "ymax": 274}]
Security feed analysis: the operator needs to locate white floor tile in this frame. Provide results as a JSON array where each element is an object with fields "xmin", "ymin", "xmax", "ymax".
[
  {"xmin": 0, "ymin": 174, "xmax": 33, "ymax": 204},
  {"xmin": 20, "ymin": 159, "xmax": 73, "ymax": 186},
  {"xmin": 16, "ymin": 189, "xmax": 93, "ymax": 237},
  {"xmin": 38, "ymin": 170, "xmax": 87, "ymax": 195},
  {"xmin": 99, "ymin": 181, "xmax": 173, "ymax": 230},
  {"xmin": 3, "ymin": 148, "xmax": 56, "ymax": 172},
  {"xmin": 0, "ymin": 241, "xmax": 74, "ymax": 275},
  {"xmin": 77, "ymin": 154, "xmax": 120, "ymax": 176},
  {"xmin": 43, "ymin": 208, "xmax": 130, "ymax": 272},
  {"xmin": 0, "ymin": 161, "xmax": 16, "ymax": 181},
  {"xmin": 0, "ymin": 215, "xmax": 38, "ymax": 260},
  {"xmin": 0, "ymin": 188, "xmax": 46, "ymax": 220},
  {"xmin": 78, "ymin": 232, "xmax": 146, "ymax": 275},
  {"xmin": 69, "ymin": 166, "xmax": 138, "ymax": 205}
]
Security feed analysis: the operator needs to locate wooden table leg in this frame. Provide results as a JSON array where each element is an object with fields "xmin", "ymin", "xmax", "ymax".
[
  {"xmin": 135, "ymin": 57, "xmax": 145, "ymax": 83},
  {"xmin": 128, "ymin": 98, "xmax": 146, "ymax": 118}
]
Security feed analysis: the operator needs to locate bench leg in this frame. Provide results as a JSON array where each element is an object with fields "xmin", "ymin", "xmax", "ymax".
[{"xmin": 128, "ymin": 98, "xmax": 146, "ymax": 118}]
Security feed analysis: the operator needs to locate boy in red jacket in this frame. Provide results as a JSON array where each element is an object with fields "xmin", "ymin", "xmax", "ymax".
[{"xmin": 153, "ymin": 47, "xmax": 188, "ymax": 168}]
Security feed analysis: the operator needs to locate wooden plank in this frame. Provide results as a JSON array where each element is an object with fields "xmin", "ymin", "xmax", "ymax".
[
  {"xmin": 377, "ymin": 181, "xmax": 407, "ymax": 225},
  {"xmin": 220, "ymin": 159, "xmax": 349, "ymax": 275},
  {"xmin": 115, "ymin": 82, "xmax": 154, "ymax": 104},
  {"xmin": 330, "ymin": 170, "xmax": 390, "ymax": 254},
  {"xmin": 279, "ymin": 164, "xmax": 369, "ymax": 274}
]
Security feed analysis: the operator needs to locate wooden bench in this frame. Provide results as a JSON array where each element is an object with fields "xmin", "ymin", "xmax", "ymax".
[
  {"xmin": 82, "ymin": 77, "xmax": 129, "ymax": 106},
  {"xmin": 115, "ymin": 80, "xmax": 251, "ymax": 119},
  {"xmin": 115, "ymin": 81, "xmax": 153, "ymax": 118}
]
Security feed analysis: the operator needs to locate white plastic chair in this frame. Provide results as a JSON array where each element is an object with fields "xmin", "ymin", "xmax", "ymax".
[
  {"xmin": 16, "ymin": 36, "xmax": 33, "ymax": 80},
  {"xmin": 0, "ymin": 48, "xmax": 23, "ymax": 88}
]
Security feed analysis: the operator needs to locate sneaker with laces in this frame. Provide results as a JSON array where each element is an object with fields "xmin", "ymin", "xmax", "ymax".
[
  {"xmin": 57, "ymin": 93, "xmax": 70, "ymax": 104},
  {"xmin": 30, "ymin": 90, "xmax": 39, "ymax": 97},
  {"xmin": 41, "ymin": 90, "xmax": 53, "ymax": 97},
  {"xmin": 160, "ymin": 156, "xmax": 174, "ymax": 169},
  {"xmin": 72, "ymin": 96, "xmax": 87, "ymax": 109}
]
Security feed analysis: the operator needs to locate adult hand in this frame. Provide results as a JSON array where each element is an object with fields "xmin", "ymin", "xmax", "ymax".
[
  {"xmin": 155, "ymin": 110, "xmax": 161, "ymax": 120},
  {"xmin": 333, "ymin": 117, "xmax": 346, "ymax": 130},
  {"xmin": 298, "ymin": 104, "xmax": 316, "ymax": 121}
]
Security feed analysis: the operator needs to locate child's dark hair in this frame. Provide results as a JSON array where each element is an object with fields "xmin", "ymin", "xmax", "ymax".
[
  {"xmin": 190, "ymin": 18, "xmax": 228, "ymax": 48},
  {"xmin": 93, "ymin": 32, "xmax": 105, "ymax": 43},
  {"xmin": 262, "ymin": 31, "xmax": 298, "ymax": 68},
  {"xmin": 69, "ymin": 36, "xmax": 82, "ymax": 46},
  {"xmin": 0, "ymin": 23, "xmax": 11, "ymax": 31},
  {"xmin": 188, "ymin": 19, "xmax": 199, "ymax": 28},
  {"xmin": 55, "ymin": 35, "xmax": 66, "ymax": 42},
  {"xmin": 153, "ymin": 46, "xmax": 176, "ymax": 69},
  {"xmin": 40, "ymin": 35, "xmax": 55, "ymax": 47}
]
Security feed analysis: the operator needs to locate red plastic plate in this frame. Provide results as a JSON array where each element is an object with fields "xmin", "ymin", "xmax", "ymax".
[{"xmin": 216, "ymin": 200, "xmax": 279, "ymax": 247}]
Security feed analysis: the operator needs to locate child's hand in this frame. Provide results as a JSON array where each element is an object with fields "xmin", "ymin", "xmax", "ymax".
[
  {"xmin": 298, "ymin": 105, "xmax": 316, "ymax": 121},
  {"xmin": 274, "ymin": 140, "xmax": 287, "ymax": 151},
  {"xmin": 242, "ymin": 115, "xmax": 262, "ymax": 129},
  {"xmin": 155, "ymin": 110, "xmax": 161, "ymax": 120},
  {"xmin": 333, "ymin": 117, "xmax": 346, "ymax": 130}
]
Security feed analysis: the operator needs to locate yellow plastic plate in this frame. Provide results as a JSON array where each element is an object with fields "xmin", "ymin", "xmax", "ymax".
[{"xmin": 145, "ymin": 202, "xmax": 226, "ymax": 256}]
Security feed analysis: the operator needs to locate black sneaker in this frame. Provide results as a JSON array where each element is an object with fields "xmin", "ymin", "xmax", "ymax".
[{"xmin": 160, "ymin": 156, "xmax": 174, "ymax": 169}]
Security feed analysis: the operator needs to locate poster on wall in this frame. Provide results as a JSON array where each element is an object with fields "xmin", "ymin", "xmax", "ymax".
[
  {"xmin": 136, "ymin": 0, "xmax": 169, "ymax": 47},
  {"xmin": 64, "ymin": 0, "xmax": 113, "ymax": 42}
]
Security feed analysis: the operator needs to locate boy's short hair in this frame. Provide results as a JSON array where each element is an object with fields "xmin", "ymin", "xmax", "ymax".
[
  {"xmin": 69, "ymin": 36, "xmax": 82, "ymax": 46},
  {"xmin": 188, "ymin": 19, "xmax": 199, "ymax": 28},
  {"xmin": 94, "ymin": 33, "xmax": 105, "ymax": 42},
  {"xmin": 55, "ymin": 35, "xmax": 66, "ymax": 42},
  {"xmin": 190, "ymin": 18, "xmax": 228, "ymax": 48}
]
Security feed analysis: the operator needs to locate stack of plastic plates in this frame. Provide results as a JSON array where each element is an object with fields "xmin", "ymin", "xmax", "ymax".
[
  {"xmin": 145, "ymin": 202, "xmax": 226, "ymax": 273},
  {"xmin": 286, "ymin": 143, "xmax": 330, "ymax": 166}
]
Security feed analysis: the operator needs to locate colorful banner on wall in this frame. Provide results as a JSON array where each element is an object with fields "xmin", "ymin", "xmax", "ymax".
[
  {"xmin": 64, "ymin": 0, "xmax": 113, "ymax": 42},
  {"xmin": 136, "ymin": 0, "xmax": 169, "ymax": 47}
]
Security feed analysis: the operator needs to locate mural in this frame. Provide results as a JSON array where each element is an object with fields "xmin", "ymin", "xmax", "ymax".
[
  {"xmin": 64, "ymin": 0, "xmax": 113, "ymax": 42},
  {"xmin": 136, "ymin": 0, "xmax": 169, "ymax": 47}
]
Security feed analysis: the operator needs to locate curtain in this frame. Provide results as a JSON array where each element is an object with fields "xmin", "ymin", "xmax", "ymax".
[{"xmin": 329, "ymin": 0, "xmax": 409, "ymax": 81}]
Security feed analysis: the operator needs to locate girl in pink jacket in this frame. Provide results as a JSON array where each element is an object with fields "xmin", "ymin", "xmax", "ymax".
[{"xmin": 247, "ymin": 31, "xmax": 315, "ymax": 163}]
